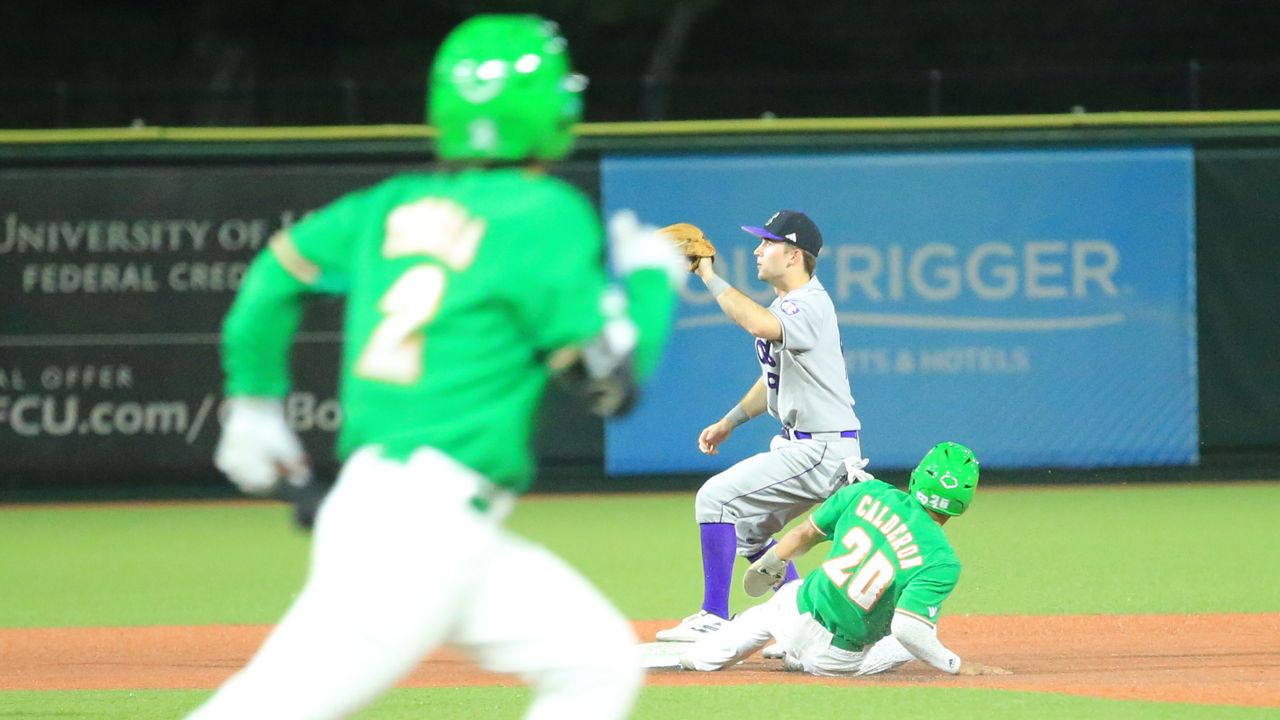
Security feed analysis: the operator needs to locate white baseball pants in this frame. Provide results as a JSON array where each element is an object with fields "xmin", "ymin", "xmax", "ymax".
[
  {"xmin": 681, "ymin": 581, "xmax": 913, "ymax": 677},
  {"xmin": 188, "ymin": 446, "xmax": 642, "ymax": 720}
]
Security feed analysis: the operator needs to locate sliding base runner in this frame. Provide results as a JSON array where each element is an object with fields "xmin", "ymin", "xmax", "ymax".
[{"xmin": 667, "ymin": 443, "xmax": 1011, "ymax": 678}]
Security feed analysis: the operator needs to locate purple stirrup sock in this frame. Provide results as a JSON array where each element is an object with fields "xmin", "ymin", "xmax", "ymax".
[
  {"xmin": 746, "ymin": 539, "xmax": 776, "ymax": 563},
  {"xmin": 747, "ymin": 539, "xmax": 800, "ymax": 588},
  {"xmin": 699, "ymin": 522, "xmax": 736, "ymax": 619}
]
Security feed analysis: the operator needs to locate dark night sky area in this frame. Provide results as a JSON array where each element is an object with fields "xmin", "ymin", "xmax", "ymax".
[{"xmin": 3, "ymin": 0, "xmax": 1279, "ymax": 127}]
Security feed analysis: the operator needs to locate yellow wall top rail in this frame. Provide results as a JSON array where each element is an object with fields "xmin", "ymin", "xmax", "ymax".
[{"xmin": 3, "ymin": 110, "xmax": 1280, "ymax": 145}]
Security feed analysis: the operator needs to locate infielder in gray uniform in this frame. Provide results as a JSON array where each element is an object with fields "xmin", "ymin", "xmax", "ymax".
[{"xmin": 658, "ymin": 210, "xmax": 862, "ymax": 641}]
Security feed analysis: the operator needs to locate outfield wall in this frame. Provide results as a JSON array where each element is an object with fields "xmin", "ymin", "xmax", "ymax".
[{"xmin": 1, "ymin": 113, "xmax": 1278, "ymax": 495}]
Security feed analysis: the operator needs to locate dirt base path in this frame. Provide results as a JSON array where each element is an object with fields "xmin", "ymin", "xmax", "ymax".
[{"xmin": 2, "ymin": 613, "xmax": 1276, "ymax": 707}]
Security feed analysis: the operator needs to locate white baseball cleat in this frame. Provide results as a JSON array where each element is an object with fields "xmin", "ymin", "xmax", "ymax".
[
  {"xmin": 762, "ymin": 643, "xmax": 785, "ymax": 660},
  {"xmin": 655, "ymin": 610, "xmax": 727, "ymax": 642}
]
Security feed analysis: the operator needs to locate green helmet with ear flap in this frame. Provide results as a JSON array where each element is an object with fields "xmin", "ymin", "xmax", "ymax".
[
  {"xmin": 908, "ymin": 441, "xmax": 980, "ymax": 516},
  {"xmin": 428, "ymin": 14, "xmax": 585, "ymax": 162}
]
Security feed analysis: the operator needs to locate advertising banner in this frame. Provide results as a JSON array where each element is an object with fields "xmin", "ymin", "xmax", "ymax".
[
  {"xmin": 0, "ymin": 161, "xmax": 606, "ymax": 491},
  {"xmin": 602, "ymin": 147, "xmax": 1198, "ymax": 472},
  {"xmin": 0, "ymin": 165, "xmax": 372, "ymax": 484}
]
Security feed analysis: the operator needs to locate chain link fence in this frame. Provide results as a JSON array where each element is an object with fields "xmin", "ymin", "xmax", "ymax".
[{"xmin": 3, "ymin": 60, "xmax": 1279, "ymax": 128}]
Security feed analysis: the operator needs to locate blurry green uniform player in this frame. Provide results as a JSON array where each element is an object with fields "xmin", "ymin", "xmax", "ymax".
[
  {"xmin": 257, "ymin": 166, "xmax": 660, "ymax": 486},
  {"xmin": 679, "ymin": 443, "xmax": 1010, "ymax": 677},
  {"xmin": 189, "ymin": 15, "xmax": 684, "ymax": 720}
]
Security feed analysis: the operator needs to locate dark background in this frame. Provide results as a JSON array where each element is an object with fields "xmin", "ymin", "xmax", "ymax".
[
  {"xmin": 4, "ymin": 0, "xmax": 1280, "ymax": 128},
  {"xmin": 3, "ymin": 2, "xmax": 1279, "ymax": 500}
]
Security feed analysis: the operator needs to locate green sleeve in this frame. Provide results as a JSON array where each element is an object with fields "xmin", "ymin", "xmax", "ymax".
[
  {"xmin": 810, "ymin": 483, "xmax": 865, "ymax": 535},
  {"xmin": 897, "ymin": 562, "xmax": 960, "ymax": 623},
  {"xmin": 623, "ymin": 268, "xmax": 677, "ymax": 380},
  {"xmin": 221, "ymin": 251, "xmax": 308, "ymax": 397},
  {"xmin": 288, "ymin": 183, "xmax": 383, "ymax": 277},
  {"xmin": 223, "ymin": 182, "xmax": 380, "ymax": 396}
]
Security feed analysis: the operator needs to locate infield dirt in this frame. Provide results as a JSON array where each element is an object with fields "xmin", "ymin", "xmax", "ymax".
[{"xmin": 2, "ymin": 613, "xmax": 1276, "ymax": 707}]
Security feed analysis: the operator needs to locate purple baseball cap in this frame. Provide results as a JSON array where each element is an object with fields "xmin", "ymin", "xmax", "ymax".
[{"xmin": 741, "ymin": 210, "xmax": 823, "ymax": 256}]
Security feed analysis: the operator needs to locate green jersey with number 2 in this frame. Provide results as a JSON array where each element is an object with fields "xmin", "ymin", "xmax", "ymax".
[
  {"xmin": 227, "ymin": 167, "xmax": 671, "ymax": 492},
  {"xmin": 797, "ymin": 478, "xmax": 961, "ymax": 649}
]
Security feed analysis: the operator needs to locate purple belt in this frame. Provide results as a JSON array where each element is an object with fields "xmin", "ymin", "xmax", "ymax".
[{"xmin": 781, "ymin": 428, "xmax": 859, "ymax": 441}]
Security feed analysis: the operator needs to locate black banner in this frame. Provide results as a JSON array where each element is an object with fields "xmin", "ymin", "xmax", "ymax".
[
  {"xmin": 1195, "ymin": 148, "xmax": 1280, "ymax": 452},
  {"xmin": 0, "ymin": 161, "xmax": 604, "ymax": 495}
]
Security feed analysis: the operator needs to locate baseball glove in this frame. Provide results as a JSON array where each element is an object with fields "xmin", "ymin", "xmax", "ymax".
[{"xmin": 658, "ymin": 223, "xmax": 717, "ymax": 271}]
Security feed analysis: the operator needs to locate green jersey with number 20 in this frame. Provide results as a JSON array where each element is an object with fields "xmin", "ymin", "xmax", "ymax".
[
  {"xmin": 231, "ymin": 168, "xmax": 670, "ymax": 492},
  {"xmin": 797, "ymin": 478, "xmax": 961, "ymax": 650}
]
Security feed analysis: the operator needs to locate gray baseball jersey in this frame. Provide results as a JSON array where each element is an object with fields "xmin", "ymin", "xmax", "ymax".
[
  {"xmin": 761, "ymin": 276, "xmax": 859, "ymax": 433},
  {"xmin": 696, "ymin": 275, "xmax": 861, "ymax": 556}
]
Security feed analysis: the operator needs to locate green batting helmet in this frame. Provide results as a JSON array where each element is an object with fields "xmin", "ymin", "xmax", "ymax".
[
  {"xmin": 908, "ymin": 442, "xmax": 980, "ymax": 516},
  {"xmin": 428, "ymin": 14, "xmax": 585, "ymax": 162}
]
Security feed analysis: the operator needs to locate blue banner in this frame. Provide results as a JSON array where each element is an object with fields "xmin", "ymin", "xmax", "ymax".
[{"xmin": 603, "ymin": 147, "xmax": 1197, "ymax": 472}]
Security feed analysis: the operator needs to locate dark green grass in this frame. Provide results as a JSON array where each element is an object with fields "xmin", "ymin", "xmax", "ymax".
[
  {"xmin": 0, "ymin": 482, "xmax": 1276, "ymax": 718},
  {"xmin": 0, "ymin": 502, "xmax": 310, "ymax": 626},
  {"xmin": 511, "ymin": 482, "xmax": 1280, "ymax": 618},
  {"xmin": 1, "ymin": 685, "xmax": 1275, "ymax": 720},
  {"xmin": 1, "ymin": 483, "xmax": 1277, "ymax": 626}
]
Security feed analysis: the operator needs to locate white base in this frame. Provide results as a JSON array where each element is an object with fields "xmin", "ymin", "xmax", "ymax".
[{"xmin": 636, "ymin": 641, "xmax": 689, "ymax": 669}]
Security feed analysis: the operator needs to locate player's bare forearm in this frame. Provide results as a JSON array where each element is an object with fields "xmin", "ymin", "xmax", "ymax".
[
  {"xmin": 703, "ymin": 379, "xmax": 769, "ymax": 454},
  {"xmin": 715, "ymin": 286, "xmax": 781, "ymax": 340},
  {"xmin": 738, "ymin": 377, "xmax": 767, "ymax": 418},
  {"xmin": 743, "ymin": 518, "xmax": 825, "ymax": 597},
  {"xmin": 773, "ymin": 517, "xmax": 825, "ymax": 561},
  {"xmin": 696, "ymin": 263, "xmax": 781, "ymax": 340}
]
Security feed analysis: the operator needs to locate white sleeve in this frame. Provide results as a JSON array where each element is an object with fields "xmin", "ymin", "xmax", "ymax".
[{"xmin": 890, "ymin": 611, "xmax": 962, "ymax": 675}]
